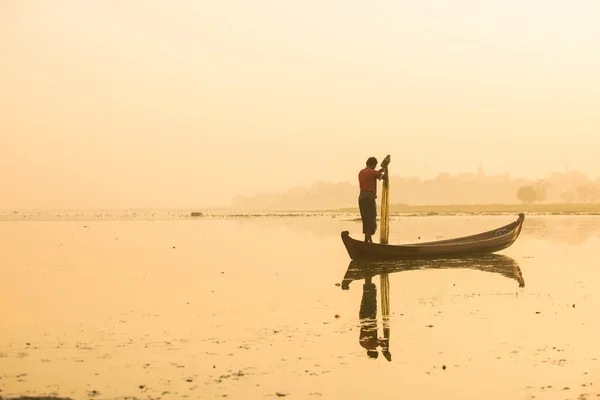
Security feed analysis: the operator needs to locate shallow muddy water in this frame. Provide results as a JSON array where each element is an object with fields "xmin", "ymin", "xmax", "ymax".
[{"xmin": 1, "ymin": 214, "xmax": 599, "ymax": 399}]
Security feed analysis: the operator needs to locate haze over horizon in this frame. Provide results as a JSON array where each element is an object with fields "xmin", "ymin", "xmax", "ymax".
[{"xmin": 3, "ymin": 1, "xmax": 600, "ymax": 210}]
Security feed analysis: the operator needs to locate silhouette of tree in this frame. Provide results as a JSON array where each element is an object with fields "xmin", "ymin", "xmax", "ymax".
[
  {"xmin": 577, "ymin": 185, "xmax": 590, "ymax": 202},
  {"xmin": 591, "ymin": 187, "xmax": 599, "ymax": 203},
  {"xmin": 534, "ymin": 180, "xmax": 550, "ymax": 202},
  {"xmin": 517, "ymin": 186, "xmax": 537, "ymax": 204},
  {"xmin": 560, "ymin": 191, "xmax": 575, "ymax": 203}
]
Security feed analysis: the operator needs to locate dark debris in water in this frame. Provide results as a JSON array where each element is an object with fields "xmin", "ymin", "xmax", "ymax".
[
  {"xmin": 214, "ymin": 370, "xmax": 246, "ymax": 384},
  {"xmin": 3, "ymin": 398, "xmax": 74, "ymax": 400}
]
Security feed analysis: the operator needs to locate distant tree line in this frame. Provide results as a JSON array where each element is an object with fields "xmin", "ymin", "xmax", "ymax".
[
  {"xmin": 517, "ymin": 182, "xmax": 600, "ymax": 204},
  {"xmin": 232, "ymin": 169, "xmax": 600, "ymax": 211}
]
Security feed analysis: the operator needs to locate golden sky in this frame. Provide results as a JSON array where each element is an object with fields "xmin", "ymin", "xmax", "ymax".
[{"xmin": 2, "ymin": 0, "xmax": 599, "ymax": 209}]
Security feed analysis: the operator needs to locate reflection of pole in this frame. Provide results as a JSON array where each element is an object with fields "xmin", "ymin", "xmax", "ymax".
[
  {"xmin": 380, "ymin": 274, "xmax": 390, "ymax": 317},
  {"xmin": 380, "ymin": 273, "xmax": 391, "ymax": 361}
]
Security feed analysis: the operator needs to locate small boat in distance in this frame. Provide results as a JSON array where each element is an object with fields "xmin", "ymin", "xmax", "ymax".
[{"xmin": 341, "ymin": 213, "xmax": 525, "ymax": 261}]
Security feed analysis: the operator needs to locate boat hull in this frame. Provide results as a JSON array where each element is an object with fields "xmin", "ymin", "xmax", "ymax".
[{"xmin": 342, "ymin": 213, "xmax": 524, "ymax": 261}]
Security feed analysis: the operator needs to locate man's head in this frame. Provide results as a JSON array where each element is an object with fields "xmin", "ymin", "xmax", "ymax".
[{"xmin": 366, "ymin": 157, "xmax": 378, "ymax": 169}]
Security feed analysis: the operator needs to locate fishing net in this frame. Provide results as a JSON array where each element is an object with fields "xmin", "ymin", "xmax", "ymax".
[
  {"xmin": 379, "ymin": 179, "xmax": 390, "ymax": 244},
  {"xmin": 379, "ymin": 155, "xmax": 391, "ymax": 244}
]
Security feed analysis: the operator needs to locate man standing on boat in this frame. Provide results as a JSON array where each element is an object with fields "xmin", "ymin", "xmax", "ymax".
[{"xmin": 358, "ymin": 156, "xmax": 389, "ymax": 243}]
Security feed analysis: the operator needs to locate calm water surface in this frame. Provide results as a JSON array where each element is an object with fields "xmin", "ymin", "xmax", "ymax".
[{"xmin": 1, "ymin": 214, "xmax": 600, "ymax": 399}]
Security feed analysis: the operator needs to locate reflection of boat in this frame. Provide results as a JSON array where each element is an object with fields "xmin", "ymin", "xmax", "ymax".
[
  {"xmin": 341, "ymin": 254, "xmax": 525, "ymax": 290},
  {"xmin": 344, "ymin": 255, "xmax": 524, "ymax": 361},
  {"xmin": 341, "ymin": 213, "xmax": 525, "ymax": 261}
]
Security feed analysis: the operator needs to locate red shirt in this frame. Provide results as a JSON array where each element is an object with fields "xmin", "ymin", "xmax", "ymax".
[{"xmin": 358, "ymin": 167, "xmax": 381, "ymax": 193}]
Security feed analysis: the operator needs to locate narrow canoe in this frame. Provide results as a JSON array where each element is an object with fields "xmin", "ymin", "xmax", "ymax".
[{"xmin": 341, "ymin": 213, "xmax": 524, "ymax": 261}]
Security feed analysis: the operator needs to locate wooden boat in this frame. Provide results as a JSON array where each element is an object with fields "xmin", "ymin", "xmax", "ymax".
[
  {"xmin": 340, "ymin": 254, "xmax": 525, "ymax": 289},
  {"xmin": 341, "ymin": 213, "xmax": 525, "ymax": 261}
]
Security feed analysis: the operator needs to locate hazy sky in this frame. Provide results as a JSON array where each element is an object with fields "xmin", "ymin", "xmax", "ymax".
[{"xmin": 2, "ymin": 0, "xmax": 599, "ymax": 209}]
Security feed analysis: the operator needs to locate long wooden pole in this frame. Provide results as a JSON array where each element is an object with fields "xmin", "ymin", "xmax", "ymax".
[{"xmin": 379, "ymin": 155, "xmax": 391, "ymax": 359}]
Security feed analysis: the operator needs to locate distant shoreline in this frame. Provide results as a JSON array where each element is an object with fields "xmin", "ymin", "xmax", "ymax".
[{"xmin": 2, "ymin": 203, "xmax": 600, "ymax": 221}]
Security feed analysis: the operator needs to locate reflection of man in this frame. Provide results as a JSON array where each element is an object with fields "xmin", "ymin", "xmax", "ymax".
[
  {"xmin": 358, "ymin": 276, "xmax": 392, "ymax": 361},
  {"xmin": 359, "ymin": 276, "xmax": 379, "ymax": 358}
]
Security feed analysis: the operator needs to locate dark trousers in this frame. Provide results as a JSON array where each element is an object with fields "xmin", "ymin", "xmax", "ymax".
[{"xmin": 358, "ymin": 191, "xmax": 377, "ymax": 235}]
